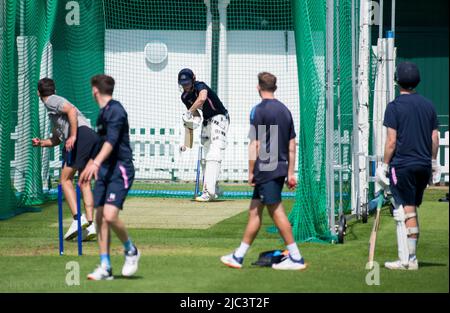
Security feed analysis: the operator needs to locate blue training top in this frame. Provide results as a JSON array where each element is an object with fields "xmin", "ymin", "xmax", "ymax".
[
  {"xmin": 249, "ymin": 99, "xmax": 296, "ymax": 184},
  {"xmin": 383, "ymin": 93, "xmax": 439, "ymax": 169},
  {"xmin": 96, "ymin": 99, "xmax": 133, "ymax": 165},
  {"xmin": 181, "ymin": 81, "xmax": 228, "ymax": 121}
]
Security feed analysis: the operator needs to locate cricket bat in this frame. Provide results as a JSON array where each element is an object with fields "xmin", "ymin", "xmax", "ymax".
[
  {"xmin": 367, "ymin": 193, "xmax": 384, "ymax": 270},
  {"xmin": 184, "ymin": 127, "xmax": 193, "ymax": 149}
]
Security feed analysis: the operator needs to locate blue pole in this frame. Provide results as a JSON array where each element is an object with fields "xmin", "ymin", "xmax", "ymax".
[
  {"xmin": 58, "ymin": 184, "xmax": 64, "ymax": 255},
  {"xmin": 76, "ymin": 184, "xmax": 82, "ymax": 256},
  {"xmin": 194, "ymin": 146, "xmax": 202, "ymax": 198}
]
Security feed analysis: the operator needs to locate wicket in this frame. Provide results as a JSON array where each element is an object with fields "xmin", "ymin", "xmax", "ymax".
[{"xmin": 57, "ymin": 183, "xmax": 83, "ymax": 256}]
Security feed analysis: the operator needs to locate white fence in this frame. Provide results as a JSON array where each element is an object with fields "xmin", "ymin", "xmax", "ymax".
[{"xmin": 438, "ymin": 131, "xmax": 449, "ymax": 183}]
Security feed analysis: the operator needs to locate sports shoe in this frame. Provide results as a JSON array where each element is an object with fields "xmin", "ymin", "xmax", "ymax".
[
  {"xmin": 64, "ymin": 214, "xmax": 89, "ymax": 240},
  {"xmin": 195, "ymin": 192, "xmax": 213, "ymax": 202},
  {"xmin": 122, "ymin": 247, "xmax": 140, "ymax": 277},
  {"xmin": 220, "ymin": 253, "xmax": 243, "ymax": 269},
  {"xmin": 384, "ymin": 259, "xmax": 419, "ymax": 270},
  {"xmin": 82, "ymin": 223, "xmax": 97, "ymax": 241},
  {"xmin": 272, "ymin": 255, "xmax": 307, "ymax": 270},
  {"xmin": 87, "ymin": 264, "xmax": 113, "ymax": 281}
]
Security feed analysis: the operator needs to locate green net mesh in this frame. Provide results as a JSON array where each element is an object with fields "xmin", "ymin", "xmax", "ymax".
[
  {"xmin": 102, "ymin": 0, "xmax": 299, "ymax": 200},
  {"xmin": 286, "ymin": 0, "xmax": 333, "ymax": 242},
  {"xmin": 1, "ymin": 0, "xmax": 365, "ymax": 243}
]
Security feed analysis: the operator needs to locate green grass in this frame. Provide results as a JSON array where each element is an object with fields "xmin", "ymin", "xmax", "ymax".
[{"xmin": 0, "ymin": 188, "xmax": 447, "ymax": 292}]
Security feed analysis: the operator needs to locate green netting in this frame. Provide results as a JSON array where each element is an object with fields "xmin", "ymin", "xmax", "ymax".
[
  {"xmin": 0, "ymin": 0, "xmax": 103, "ymax": 218},
  {"xmin": 1, "ymin": 0, "xmax": 365, "ymax": 245},
  {"xmin": 0, "ymin": 0, "xmax": 19, "ymax": 219},
  {"xmin": 102, "ymin": 0, "xmax": 298, "ymax": 199},
  {"xmin": 287, "ymin": 0, "xmax": 333, "ymax": 242},
  {"xmin": 333, "ymin": 0, "xmax": 353, "ymax": 215},
  {"xmin": 1, "ymin": 0, "xmax": 59, "ymax": 218}
]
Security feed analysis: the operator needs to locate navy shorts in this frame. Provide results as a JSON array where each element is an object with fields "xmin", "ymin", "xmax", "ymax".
[
  {"xmin": 63, "ymin": 126, "xmax": 99, "ymax": 171},
  {"xmin": 252, "ymin": 176, "xmax": 285, "ymax": 205},
  {"xmin": 94, "ymin": 160, "xmax": 135, "ymax": 210},
  {"xmin": 389, "ymin": 165, "xmax": 431, "ymax": 207}
]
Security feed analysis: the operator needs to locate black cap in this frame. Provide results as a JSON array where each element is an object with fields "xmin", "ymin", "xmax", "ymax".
[
  {"xmin": 395, "ymin": 62, "xmax": 420, "ymax": 90},
  {"xmin": 178, "ymin": 68, "xmax": 194, "ymax": 85}
]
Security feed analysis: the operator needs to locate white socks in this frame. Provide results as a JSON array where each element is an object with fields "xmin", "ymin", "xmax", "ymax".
[
  {"xmin": 234, "ymin": 242, "xmax": 250, "ymax": 258},
  {"xmin": 287, "ymin": 243, "xmax": 302, "ymax": 261}
]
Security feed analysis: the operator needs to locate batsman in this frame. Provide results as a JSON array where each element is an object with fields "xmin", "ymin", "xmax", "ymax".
[
  {"xmin": 178, "ymin": 68, "xmax": 230, "ymax": 202},
  {"xmin": 376, "ymin": 62, "xmax": 441, "ymax": 270}
]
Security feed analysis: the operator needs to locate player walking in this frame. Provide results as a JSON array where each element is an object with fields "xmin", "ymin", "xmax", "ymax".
[
  {"xmin": 34, "ymin": 78, "xmax": 98, "ymax": 241},
  {"xmin": 220, "ymin": 72, "xmax": 306, "ymax": 270},
  {"xmin": 178, "ymin": 68, "xmax": 229, "ymax": 202},
  {"xmin": 80, "ymin": 75, "xmax": 140, "ymax": 280},
  {"xmin": 376, "ymin": 62, "xmax": 440, "ymax": 270}
]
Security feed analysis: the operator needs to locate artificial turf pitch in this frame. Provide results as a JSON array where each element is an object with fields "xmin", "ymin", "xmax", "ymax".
[{"xmin": 0, "ymin": 188, "xmax": 447, "ymax": 292}]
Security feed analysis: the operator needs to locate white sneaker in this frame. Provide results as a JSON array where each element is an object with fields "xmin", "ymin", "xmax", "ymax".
[
  {"xmin": 87, "ymin": 264, "xmax": 113, "ymax": 281},
  {"xmin": 272, "ymin": 255, "xmax": 307, "ymax": 271},
  {"xmin": 385, "ymin": 259, "xmax": 419, "ymax": 270},
  {"xmin": 64, "ymin": 214, "xmax": 89, "ymax": 240},
  {"xmin": 82, "ymin": 223, "xmax": 97, "ymax": 241},
  {"xmin": 122, "ymin": 247, "xmax": 140, "ymax": 277},
  {"xmin": 195, "ymin": 192, "xmax": 213, "ymax": 202},
  {"xmin": 220, "ymin": 253, "xmax": 243, "ymax": 269}
]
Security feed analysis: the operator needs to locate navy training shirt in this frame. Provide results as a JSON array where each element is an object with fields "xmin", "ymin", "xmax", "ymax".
[
  {"xmin": 383, "ymin": 93, "xmax": 438, "ymax": 169},
  {"xmin": 181, "ymin": 81, "xmax": 228, "ymax": 121},
  {"xmin": 96, "ymin": 99, "xmax": 133, "ymax": 165},
  {"xmin": 249, "ymin": 99, "xmax": 296, "ymax": 184}
]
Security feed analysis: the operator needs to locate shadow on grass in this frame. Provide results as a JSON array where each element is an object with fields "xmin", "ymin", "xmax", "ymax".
[
  {"xmin": 418, "ymin": 262, "xmax": 447, "ymax": 268},
  {"xmin": 114, "ymin": 275, "xmax": 144, "ymax": 280}
]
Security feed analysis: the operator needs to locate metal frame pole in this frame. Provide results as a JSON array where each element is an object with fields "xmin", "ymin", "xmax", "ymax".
[
  {"xmin": 379, "ymin": 0, "xmax": 383, "ymax": 39},
  {"xmin": 391, "ymin": 0, "xmax": 396, "ymax": 36},
  {"xmin": 351, "ymin": 0, "xmax": 361, "ymax": 218},
  {"xmin": 326, "ymin": 0, "xmax": 336, "ymax": 235},
  {"xmin": 336, "ymin": 0, "xmax": 343, "ymax": 218}
]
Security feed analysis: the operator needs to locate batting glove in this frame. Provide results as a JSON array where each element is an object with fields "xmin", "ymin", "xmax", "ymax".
[
  {"xmin": 431, "ymin": 159, "xmax": 441, "ymax": 184},
  {"xmin": 375, "ymin": 163, "xmax": 390, "ymax": 188},
  {"xmin": 182, "ymin": 111, "xmax": 193, "ymax": 123}
]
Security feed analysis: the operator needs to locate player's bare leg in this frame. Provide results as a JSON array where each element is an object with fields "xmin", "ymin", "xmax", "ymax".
[
  {"xmin": 103, "ymin": 204, "xmax": 129, "ymax": 243},
  {"xmin": 79, "ymin": 160, "xmax": 95, "ymax": 222},
  {"xmin": 96, "ymin": 206, "xmax": 110, "ymax": 256},
  {"xmin": 78, "ymin": 161, "xmax": 97, "ymax": 241},
  {"xmin": 61, "ymin": 166, "xmax": 88, "ymax": 240},
  {"xmin": 241, "ymin": 200, "xmax": 265, "ymax": 245},
  {"xmin": 268, "ymin": 202, "xmax": 306, "ymax": 270},
  {"xmin": 267, "ymin": 202, "xmax": 295, "ymax": 245},
  {"xmin": 78, "ymin": 180, "xmax": 97, "ymax": 240},
  {"xmin": 103, "ymin": 204, "xmax": 140, "ymax": 277},
  {"xmin": 87, "ymin": 206, "xmax": 113, "ymax": 280},
  {"xmin": 220, "ymin": 200, "xmax": 264, "ymax": 268},
  {"xmin": 60, "ymin": 166, "xmax": 78, "ymax": 216}
]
